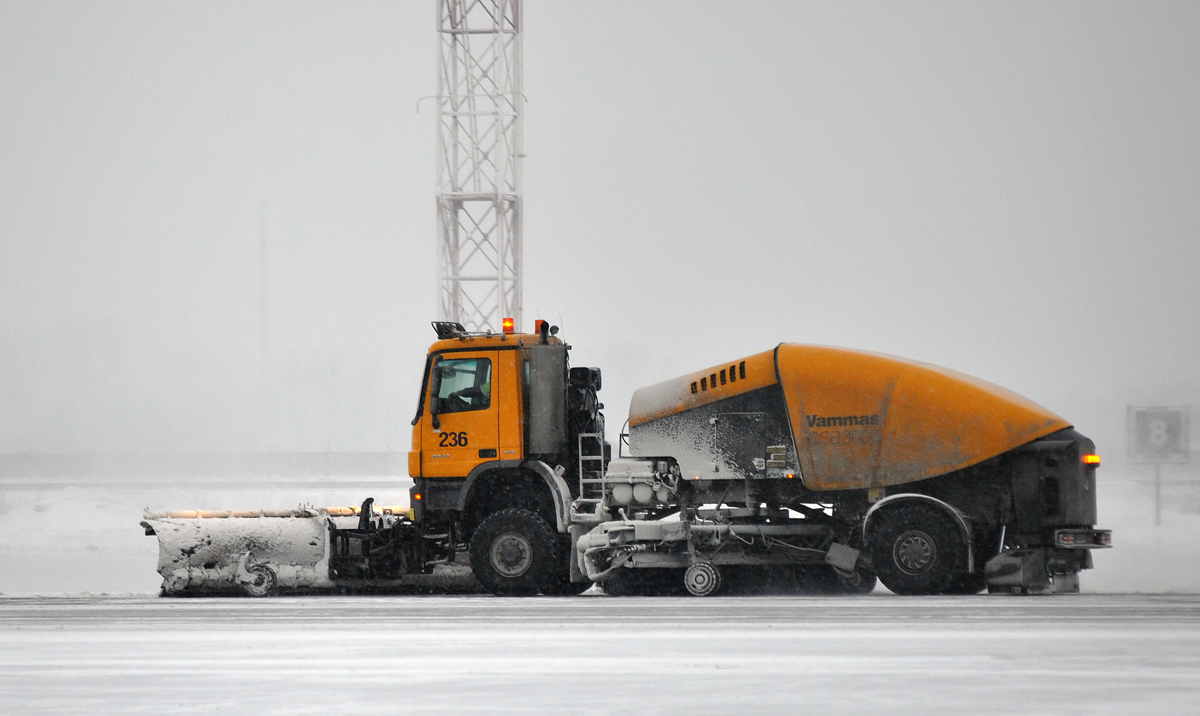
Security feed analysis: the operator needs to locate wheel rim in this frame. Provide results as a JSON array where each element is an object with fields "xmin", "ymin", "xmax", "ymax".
[
  {"xmin": 490, "ymin": 532, "xmax": 534, "ymax": 578},
  {"xmin": 243, "ymin": 566, "xmax": 275, "ymax": 596},
  {"xmin": 684, "ymin": 563, "xmax": 720, "ymax": 596},
  {"xmin": 893, "ymin": 530, "xmax": 937, "ymax": 576}
]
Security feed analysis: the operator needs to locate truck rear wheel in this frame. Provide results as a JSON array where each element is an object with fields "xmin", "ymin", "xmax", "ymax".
[
  {"xmin": 469, "ymin": 508, "xmax": 557, "ymax": 596},
  {"xmin": 869, "ymin": 504, "xmax": 967, "ymax": 595}
]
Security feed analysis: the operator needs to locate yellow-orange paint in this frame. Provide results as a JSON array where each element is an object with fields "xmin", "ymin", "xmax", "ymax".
[
  {"xmin": 629, "ymin": 343, "xmax": 1070, "ymax": 492},
  {"xmin": 413, "ymin": 332, "xmax": 555, "ymax": 482},
  {"xmin": 775, "ymin": 345, "xmax": 1068, "ymax": 490},
  {"xmin": 628, "ymin": 349, "xmax": 777, "ymax": 427}
]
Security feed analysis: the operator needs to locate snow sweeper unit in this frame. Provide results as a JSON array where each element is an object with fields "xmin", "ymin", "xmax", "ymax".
[{"xmin": 142, "ymin": 321, "xmax": 1110, "ymax": 596}]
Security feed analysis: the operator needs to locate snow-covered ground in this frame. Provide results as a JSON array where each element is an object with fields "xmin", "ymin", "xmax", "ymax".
[
  {"xmin": 1, "ymin": 476, "xmax": 1197, "ymax": 713},
  {"xmin": 0, "ymin": 594, "xmax": 1197, "ymax": 715},
  {"xmin": 1, "ymin": 472, "xmax": 1197, "ymax": 594}
]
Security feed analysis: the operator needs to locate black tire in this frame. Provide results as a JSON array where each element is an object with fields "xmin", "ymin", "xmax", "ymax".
[
  {"xmin": 683, "ymin": 562, "xmax": 722, "ymax": 597},
  {"xmin": 469, "ymin": 508, "xmax": 558, "ymax": 596},
  {"xmin": 868, "ymin": 504, "xmax": 968, "ymax": 595}
]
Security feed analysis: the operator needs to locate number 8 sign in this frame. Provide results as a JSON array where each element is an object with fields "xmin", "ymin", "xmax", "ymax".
[{"xmin": 1128, "ymin": 406, "xmax": 1191, "ymax": 464}]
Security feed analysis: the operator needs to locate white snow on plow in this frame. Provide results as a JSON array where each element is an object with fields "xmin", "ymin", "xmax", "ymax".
[{"xmin": 144, "ymin": 510, "xmax": 342, "ymax": 594}]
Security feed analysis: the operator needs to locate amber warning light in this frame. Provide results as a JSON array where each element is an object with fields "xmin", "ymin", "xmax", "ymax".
[
  {"xmin": 1082, "ymin": 454, "xmax": 1101, "ymax": 466},
  {"xmin": 502, "ymin": 317, "xmax": 515, "ymax": 334}
]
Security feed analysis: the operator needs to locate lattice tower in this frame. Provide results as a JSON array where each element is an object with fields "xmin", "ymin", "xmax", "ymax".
[{"xmin": 436, "ymin": 0, "xmax": 523, "ymax": 332}]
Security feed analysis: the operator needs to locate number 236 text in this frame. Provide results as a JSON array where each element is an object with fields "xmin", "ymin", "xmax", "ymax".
[{"xmin": 438, "ymin": 431, "xmax": 468, "ymax": 447}]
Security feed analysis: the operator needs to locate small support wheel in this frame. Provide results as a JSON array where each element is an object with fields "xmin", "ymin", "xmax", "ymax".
[
  {"xmin": 684, "ymin": 562, "xmax": 722, "ymax": 597},
  {"xmin": 241, "ymin": 564, "xmax": 277, "ymax": 598}
]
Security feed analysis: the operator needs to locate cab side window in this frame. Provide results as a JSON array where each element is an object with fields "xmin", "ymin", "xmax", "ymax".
[{"xmin": 434, "ymin": 358, "xmax": 492, "ymax": 414}]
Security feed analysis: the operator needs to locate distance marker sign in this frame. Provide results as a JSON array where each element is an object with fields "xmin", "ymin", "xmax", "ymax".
[{"xmin": 1127, "ymin": 406, "xmax": 1191, "ymax": 464}]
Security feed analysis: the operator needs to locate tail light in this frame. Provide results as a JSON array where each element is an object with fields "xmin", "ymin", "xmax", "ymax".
[
  {"xmin": 1055, "ymin": 528, "xmax": 1112, "ymax": 548},
  {"xmin": 1082, "ymin": 454, "xmax": 1101, "ymax": 466}
]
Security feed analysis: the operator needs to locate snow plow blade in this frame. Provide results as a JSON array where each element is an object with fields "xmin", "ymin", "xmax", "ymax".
[{"xmin": 141, "ymin": 503, "xmax": 477, "ymax": 596}]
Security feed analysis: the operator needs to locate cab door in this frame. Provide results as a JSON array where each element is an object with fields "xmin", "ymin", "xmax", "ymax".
[{"xmin": 422, "ymin": 351, "xmax": 500, "ymax": 478}]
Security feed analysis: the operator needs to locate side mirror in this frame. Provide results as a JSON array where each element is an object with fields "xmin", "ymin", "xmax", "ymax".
[{"xmin": 429, "ymin": 364, "xmax": 442, "ymax": 430}]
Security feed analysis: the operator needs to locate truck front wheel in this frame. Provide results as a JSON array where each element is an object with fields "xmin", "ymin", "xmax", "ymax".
[
  {"xmin": 868, "ymin": 504, "xmax": 967, "ymax": 595},
  {"xmin": 469, "ymin": 508, "xmax": 557, "ymax": 596}
]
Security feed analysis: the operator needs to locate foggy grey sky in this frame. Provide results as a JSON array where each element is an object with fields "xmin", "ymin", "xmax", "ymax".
[{"xmin": 1, "ymin": 2, "xmax": 1197, "ymax": 461}]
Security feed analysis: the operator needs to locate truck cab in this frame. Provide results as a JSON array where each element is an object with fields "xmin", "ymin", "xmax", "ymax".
[{"xmin": 407, "ymin": 320, "xmax": 607, "ymax": 594}]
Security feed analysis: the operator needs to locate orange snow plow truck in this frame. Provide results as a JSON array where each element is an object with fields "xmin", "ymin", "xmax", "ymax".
[{"xmin": 143, "ymin": 321, "xmax": 1110, "ymax": 597}]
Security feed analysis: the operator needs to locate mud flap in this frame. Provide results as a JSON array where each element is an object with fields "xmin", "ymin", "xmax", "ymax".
[
  {"xmin": 568, "ymin": 523, "xmax": 589, "ymax": 584},
  {"xmin": 985, "ymin": 548, "xmax": 1080, "ymax": 594},
  {"xmin": 986, "ymin": 549, "xmax": 1045, "ymax": 592}
]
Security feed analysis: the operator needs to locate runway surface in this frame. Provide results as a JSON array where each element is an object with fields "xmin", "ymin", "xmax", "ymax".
[{"xmin": 1, "ymin": 593, "xmax": 1197, "ymax": 715}]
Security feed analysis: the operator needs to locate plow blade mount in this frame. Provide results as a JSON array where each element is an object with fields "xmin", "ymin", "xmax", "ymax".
[{"xmin": 141, "ymin": 503, "xmax": 475, "ymax": 596}]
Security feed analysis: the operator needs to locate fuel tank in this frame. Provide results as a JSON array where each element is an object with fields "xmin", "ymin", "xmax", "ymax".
[{"xmin": 628, "ymin": 344, "xmax": 1069, "ymax": 491}]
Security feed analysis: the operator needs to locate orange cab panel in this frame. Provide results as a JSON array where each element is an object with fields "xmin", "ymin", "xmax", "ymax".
[
  {"xmin": 495, "ymin": 349, "xmax": 525, "ymax": 462},
  {"xmin": 421, "ymin": 351, "xmax": 501, "ymax": 479}
]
